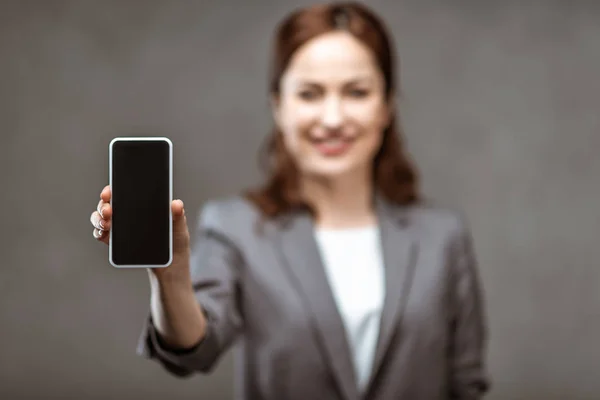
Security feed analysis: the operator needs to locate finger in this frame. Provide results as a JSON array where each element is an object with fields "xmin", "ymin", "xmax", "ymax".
[
  {"xmin": 100, "ymin": 185, "xmax": 111, "ymax": 203},
  {"xmin": 90, "ymin": 210, "xmax": 98, "ymax": 227},
  {"xmin": 97, "ymin": 199, "xmax": 112, "ymax": 220},
  {"xmin": 90, "ymin": 211, "xmax": 109, "ymax": 231},
  {"xmin": 171, "ymin": 200, "xmax": 190, "ymax": 251},
  {"xmin": 172, "ymin": 199, "xmax": 185, "ymax": 218},
  {"xmin": 95, "ymin": 227, "xmax": 110, "ymax": 245},
  {"xmin": 172, "ymin": 199, "xmax": 189, "ymax": 239},
  {"xmin": 93, "ymin": 227, "xmax": 104, "ymax": 240},
  {"xmin": 97, "ymin": 199, "xmax": 104, "ymax": 218}
]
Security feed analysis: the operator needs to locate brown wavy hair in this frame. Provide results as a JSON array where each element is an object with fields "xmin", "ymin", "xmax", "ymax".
[{"xmin": 245, "ymin": 2, "xmax": 421, "ymax": 218}]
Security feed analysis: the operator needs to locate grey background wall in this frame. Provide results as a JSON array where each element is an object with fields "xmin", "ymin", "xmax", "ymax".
[{"xmin": 1, "ymin": 0, "xmax": 598, "ymax": 399}]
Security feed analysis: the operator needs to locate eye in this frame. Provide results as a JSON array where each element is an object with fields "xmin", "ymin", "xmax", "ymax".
[
  {"xmin": 347, "ymin": 88, "xmax": 369, "ymax": 98},
  {"xmin": 298, "ymin": 90, "xmax": 320, "ymax": 101}
]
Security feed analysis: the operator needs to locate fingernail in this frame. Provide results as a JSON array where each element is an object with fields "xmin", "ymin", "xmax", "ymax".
[{"xmin": 99, "ymin": 207, "xmax": 104, "ymax": 219}]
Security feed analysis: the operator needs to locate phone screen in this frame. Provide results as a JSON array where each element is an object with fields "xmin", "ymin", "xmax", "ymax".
[{"xmin": 109, "ymin": 138, "xmax": 172, "ymax": 267}]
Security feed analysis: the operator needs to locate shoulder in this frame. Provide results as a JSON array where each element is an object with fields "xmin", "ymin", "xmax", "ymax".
[
  {"xmin": 402, "ymin": 200, "xmax": 479, "ymax": 267},
  {"xmin": 190, "ymin": 194, "xmax": 267, "ymax": 250},
  {"xmin": 195, "ymin": 194, "xmax": 260, "ymax": 231},
  {"xmin": 401, "ymin": 199, "xmax": 472, "ymax": 240}
]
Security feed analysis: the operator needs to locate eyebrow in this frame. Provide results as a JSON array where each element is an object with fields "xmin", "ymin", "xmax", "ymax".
[{"xmin": 297, "ymin": 77, "xmax": 375, "ymax": 87}]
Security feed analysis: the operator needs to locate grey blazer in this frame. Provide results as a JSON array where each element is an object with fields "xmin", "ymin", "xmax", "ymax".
[{"xmin": 137, "ymin": 195, "xmax": 491, "ymax": 400}]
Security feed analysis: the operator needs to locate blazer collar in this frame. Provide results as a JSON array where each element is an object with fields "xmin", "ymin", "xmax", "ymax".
[{"xmin": 272, "ymin": 194, "xmax": 419, "ymax": 400}]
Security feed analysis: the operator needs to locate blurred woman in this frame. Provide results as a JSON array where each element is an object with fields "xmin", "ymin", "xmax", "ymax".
[{"xmin": 91, "ymin": 2, "xmax": 490, "ymax": 399}]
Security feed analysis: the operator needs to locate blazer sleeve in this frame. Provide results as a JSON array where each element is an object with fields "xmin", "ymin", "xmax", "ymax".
[
  {"xmin": 136, "ymin": 201, "xmax": 244, "ymax": 377},
  {"xmin": 447, "ymin": 216, "xmax": 492, "ymax": 399}
]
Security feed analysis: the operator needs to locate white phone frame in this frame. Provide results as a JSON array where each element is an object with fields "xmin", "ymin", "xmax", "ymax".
[{"xmin": 108, "ymin": 136, "xmax": 173, "ymax": 268}]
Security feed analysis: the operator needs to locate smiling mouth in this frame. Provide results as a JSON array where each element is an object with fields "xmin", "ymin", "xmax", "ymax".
[{"xmin": 311, "ymin": 136, "xmax": 355, "ymax": 157}]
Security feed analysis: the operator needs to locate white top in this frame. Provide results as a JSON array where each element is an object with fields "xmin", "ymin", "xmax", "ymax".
[{"xmin": 314, "ymin": 225, "xmax": 386, "ymax": 393}]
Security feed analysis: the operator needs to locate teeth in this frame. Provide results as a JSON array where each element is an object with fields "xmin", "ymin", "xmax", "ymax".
[{"xmin": 316, "ymin": 138, "xmax": 346, "ymax": 144}]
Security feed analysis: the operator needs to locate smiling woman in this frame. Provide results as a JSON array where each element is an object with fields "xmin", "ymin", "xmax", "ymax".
[
  {"xmin": 91, "ymin": 2, "xmax": 491, "ymax": 400},
  {"xmin": 246, "ymin": 3, "xmax": 419, "ymax": 221},
  {"xmin": 275, "ymin": 30, "xmax": 391, "ymax": 174}
]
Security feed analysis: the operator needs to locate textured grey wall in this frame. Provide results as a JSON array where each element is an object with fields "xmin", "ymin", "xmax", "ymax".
[{"xmin": 1, "ymin": 0, "xmax": 599, "ymax": 399}]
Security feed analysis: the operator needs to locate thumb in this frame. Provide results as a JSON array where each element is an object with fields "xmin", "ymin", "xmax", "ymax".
[
  {"xmin": 172, "ymin": 199, "xmax": 191, "ymax": 252},
  {"xmin": 172, "ymin": 199, "xmax": 187, "ymax": 229}
]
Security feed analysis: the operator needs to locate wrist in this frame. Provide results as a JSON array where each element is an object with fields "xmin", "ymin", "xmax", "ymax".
[{"xmin": 147, "ymin": 265, "xmax": 192, "ymax": 290}]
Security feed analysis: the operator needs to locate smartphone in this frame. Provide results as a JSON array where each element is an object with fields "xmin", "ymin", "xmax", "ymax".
[{"xmin": 108, "ymin": 137, "xmax": 173, "ymax": 268}]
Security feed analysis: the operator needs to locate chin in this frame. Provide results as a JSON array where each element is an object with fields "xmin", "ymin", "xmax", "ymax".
[{"xmin": 303, "ymin": 158, "xmax": 369, "ymax": 179}]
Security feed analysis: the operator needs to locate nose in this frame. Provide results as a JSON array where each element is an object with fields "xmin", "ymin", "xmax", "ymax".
[{"xmin": 320, "ymin": 96, "xmax": 344, "ymax": 129}]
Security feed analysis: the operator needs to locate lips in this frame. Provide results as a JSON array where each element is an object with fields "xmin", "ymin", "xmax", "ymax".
[{"xmin": 312, "ymin": 136, "xmax": 354, "ymax": 156}]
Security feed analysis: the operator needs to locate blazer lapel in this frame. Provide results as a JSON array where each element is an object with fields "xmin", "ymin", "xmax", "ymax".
[
  {"xmin": 366, "ymin": 198, "xmax": 419, "ymax": 393},
  {"xmin": 274, "ymin": 211, "xmax": 359, "ymax": 400}
]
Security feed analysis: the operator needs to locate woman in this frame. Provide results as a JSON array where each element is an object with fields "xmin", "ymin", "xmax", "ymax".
[{"xmin": 90, "ymin": 2, "xmax": 490, "ymax": 399}]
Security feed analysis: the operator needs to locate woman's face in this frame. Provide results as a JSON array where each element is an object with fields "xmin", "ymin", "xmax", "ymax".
[{"xmin": 273, "ymin": 31, "xmax": 391, "ymax": 180}]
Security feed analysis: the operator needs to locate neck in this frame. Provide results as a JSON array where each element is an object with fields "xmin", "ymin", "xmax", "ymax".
[{"xmin": 301, "ymin": 167, "xmax": 377, "ymax": 229}]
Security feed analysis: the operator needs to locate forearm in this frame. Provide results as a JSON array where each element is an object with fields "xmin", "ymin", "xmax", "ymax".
[{"xmin": 148, "ymin": 266, "xmax": 207, "ymax": 350}]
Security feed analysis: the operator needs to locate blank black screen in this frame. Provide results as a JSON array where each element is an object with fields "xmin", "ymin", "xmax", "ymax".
[{"xmin": 110, "ymin": 139, "xmax": 171, "ymax": 266}]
